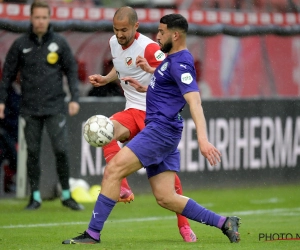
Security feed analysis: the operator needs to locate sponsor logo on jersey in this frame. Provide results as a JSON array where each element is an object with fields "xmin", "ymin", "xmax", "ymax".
[
  {"xmin": 155, "ymin": 50, "xmax": 165, "ymax": 61},
  {"xmin": 149, "ymin": 75, "xmax": 156, "ymax": 89},
  {"xmin": 126, "ymin": 57, "xmax": 133, "ymax": 66},
  {"xmin": 160, "ymin": 62, "xmax": 168, "ymax": 71},
  {"xmin": 181, "ymin": 73, "xmax": 193, "ymax": 84}
]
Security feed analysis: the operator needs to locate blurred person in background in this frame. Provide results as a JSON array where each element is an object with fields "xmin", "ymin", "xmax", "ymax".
[
  {"xmin": 0, "ymin": 0, "xmax": 83, "ymax": 211},
  {"xmin": 88, "ymin": 6, "xmax": 197, "ymax": 242},
  {"xmin": 0, "ymin": 71, "xmax": 20, "ymax": 193}
]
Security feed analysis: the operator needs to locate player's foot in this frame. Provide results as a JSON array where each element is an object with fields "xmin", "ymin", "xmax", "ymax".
[
  {"xmin": 221, "ymin": 216, "xmax": 241, "ymax": 243},
  {"xmin": 25, "ymin": 199, "xmax": 41, "ymax": 210},
  {"xmin": 62, "ymin": 231, "xmax": 100, "ymax": 244},
  {"xmin": 118, "ymin": 187, "xmax": 134, "ymax": 203},
  {"xmin": 62, "ymin": 197, "xmax": 84, "ymax": 211},
  {"xmin": 179, "ymin": 225, "xmax": 197, "ymax": 242}
]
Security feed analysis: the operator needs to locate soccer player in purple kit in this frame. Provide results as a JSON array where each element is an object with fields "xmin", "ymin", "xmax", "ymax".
[{"xmin": 62, "ymin": 13, "xmax": 241, "ymax": 244}]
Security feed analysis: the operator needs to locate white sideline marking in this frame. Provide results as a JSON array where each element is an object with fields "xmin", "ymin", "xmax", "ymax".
[
  {"xmin": 1, "ymin": 207, "xmax": 299, "ymax": 229},
  {"xmin": 250, "ymin": 197, "xmax": 283, "ymax": 204},
  {"xmin": 0, "ymin": 216, "xmax": 175, "ymax": 229},
  {"xmin": 231, "ymin": 207, "xmax": 300, "ymax": 216}
]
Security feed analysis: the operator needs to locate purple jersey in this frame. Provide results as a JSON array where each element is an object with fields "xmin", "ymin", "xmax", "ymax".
[{"xmin": 145, "ymin": 49, "xmax": 199, "ymax": 135}]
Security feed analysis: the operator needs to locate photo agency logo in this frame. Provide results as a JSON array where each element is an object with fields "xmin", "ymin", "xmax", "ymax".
[{"xmin": 259, "ymin": 233, "xmax": 300, "ymax": 241}]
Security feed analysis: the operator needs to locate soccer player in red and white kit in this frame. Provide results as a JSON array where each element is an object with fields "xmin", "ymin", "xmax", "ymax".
[{"xmin": 88, "ymin": 6, "xmax": 196, "ymax": 242}]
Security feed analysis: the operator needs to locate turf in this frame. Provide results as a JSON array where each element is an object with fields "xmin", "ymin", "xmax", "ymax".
[{"xmin": 0, "ymin": 184, "xmax": 299, "ymax": 250}]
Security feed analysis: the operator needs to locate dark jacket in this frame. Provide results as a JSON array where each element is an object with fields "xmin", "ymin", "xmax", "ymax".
[{"xmin": 0, "ymin": 24, "xmax": 79, "ymax": 116}]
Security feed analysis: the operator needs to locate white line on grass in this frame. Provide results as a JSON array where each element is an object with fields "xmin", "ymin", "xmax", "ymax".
[
  {"xmin": 1, "ymin": 207, "xmax": 299, "ymax": 229},
  {"xmin": 0, "ymin": 216, "xmax": 175, "ymax": 229},
  {"xmin": 231, "ymin": 207, "xmax": 300, "ymax": 216},
  {"xmin": 250, "ymin": 197, "xmax": 283, "ymax": 204}
]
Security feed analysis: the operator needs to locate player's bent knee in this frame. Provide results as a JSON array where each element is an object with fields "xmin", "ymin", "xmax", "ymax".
[
  {"xmin": 104, "ymin": 161, "xmax": 124, "ymax": 180},
  {"xmin": 155, "ymin": 195, "xmax": 173, "ymax": 209}
]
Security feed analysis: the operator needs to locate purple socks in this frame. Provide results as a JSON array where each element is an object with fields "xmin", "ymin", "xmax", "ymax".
[
  {"xmin": 181, "ymin": 199, "xmax": 226, "ymax": 228},
  {"xmin": 87, "ymin": 194, "xmax": 117, "ymax": 240},
  {"xmin": 86, "ymin": 195, "xmax": 226, "ymax": 241}
]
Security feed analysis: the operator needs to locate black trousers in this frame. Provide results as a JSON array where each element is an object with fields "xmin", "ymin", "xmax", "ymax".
[{"xmin": 22, "ymin": 114, "xmax": 70, "ymax": 193}]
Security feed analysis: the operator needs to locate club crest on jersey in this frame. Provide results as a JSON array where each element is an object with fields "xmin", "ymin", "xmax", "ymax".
[
  {"xmin": 181, "ymin": 73, "xmax": 193, "ymax": 84},
  {"xmin": 160, "ymin": 62, "xmax": 168, "ymax": 71},
  {"xmin": 126, "ymin": 57, "xmax": 133, "ymax": 66}
]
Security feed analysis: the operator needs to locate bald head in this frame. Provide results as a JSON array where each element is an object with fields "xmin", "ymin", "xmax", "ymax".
[
  {"xmin": 112, "ymin": 7, "xmax": 139, "ymax": 47},
  {"xmin": 113, "ymin": 6, "xmax": 138, "ymax": 26}
]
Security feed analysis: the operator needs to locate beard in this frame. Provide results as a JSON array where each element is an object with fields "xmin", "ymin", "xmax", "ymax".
[
  {"xmin": 117, "ymin": 33, "xmax": 133, "ymax": 47},
  {"xmin": 160, "ymin": 39, "xmax": 173, "ymax": 53},
  {"xmin": 117, "ymin": 37, "xmax": 129, "ymax": 46}
]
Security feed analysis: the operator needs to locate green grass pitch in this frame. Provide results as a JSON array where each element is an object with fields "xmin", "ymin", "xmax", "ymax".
[{"xmin": 0, "ymin": 184, "xmax": 299, "ymax": 250}]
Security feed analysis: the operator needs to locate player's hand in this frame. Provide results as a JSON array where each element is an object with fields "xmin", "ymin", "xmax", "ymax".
[
  {"xmin": 0, "ymin": 103, "xmax": 5, "ymax": 119},
  {"xmin": 136, "ymin": 55, "xmax": 155, "ymax": 74},
  {"xmin": 199, "ymin": 140, "xmax": 221, "ymax": 166},
  {"xmin": 68, "ymin": 101, "xmax": 80, "ymax": 116},
  {"xmin": 121, "ymin": 76, "xmax": 148, "ymax": 93},
  {"xmin": 89, "ymin": 74, "xmax": 108, "ymax": 87}
]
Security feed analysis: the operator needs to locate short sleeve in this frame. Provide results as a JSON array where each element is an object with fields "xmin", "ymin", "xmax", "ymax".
[
  {"xmin": 144, "ymin": 43, "xmax": 166, "ymax": 68},
  {"xmin": 170, "ymin": 60, "xmax": 199, "ymax": 95}
]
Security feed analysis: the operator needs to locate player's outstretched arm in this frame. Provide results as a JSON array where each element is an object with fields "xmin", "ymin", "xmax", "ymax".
[
  {"xmin": 121, "ymin": 76, "xmax": 148, "ymax": 93},
  {"xmin": 184, "ymin": 91, "xmax": 221, "ymax": 166},
  {"xmin": 89, "ymin": 67, "xmax": 118, "ymax": 87}
]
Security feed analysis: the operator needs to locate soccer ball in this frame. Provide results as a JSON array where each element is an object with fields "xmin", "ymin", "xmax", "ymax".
[{"xmin": 83, "ymin": 115, "xmax": 114, "ymax": 147}]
